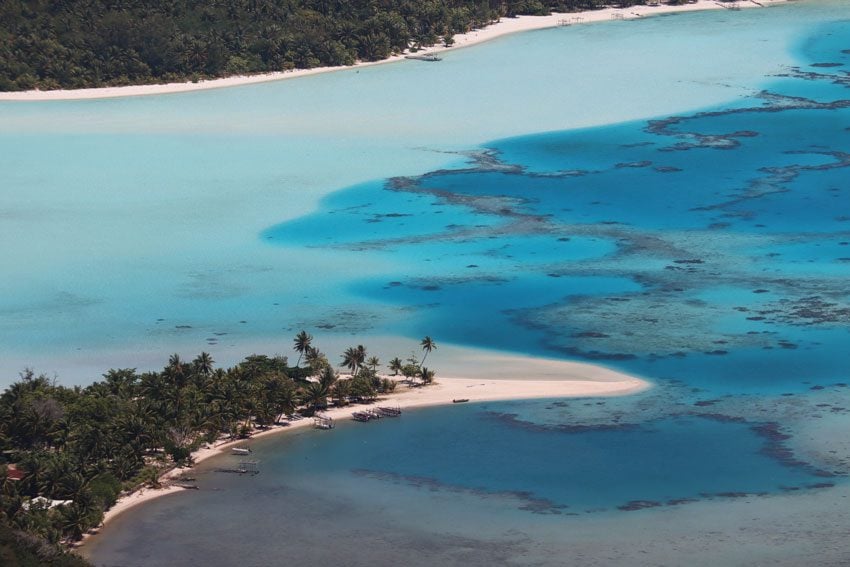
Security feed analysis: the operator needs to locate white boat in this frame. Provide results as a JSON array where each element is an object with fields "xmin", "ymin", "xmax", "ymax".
[{"xmin": 231, "ymin": 446, "xmax": 251, "ymax": 455}]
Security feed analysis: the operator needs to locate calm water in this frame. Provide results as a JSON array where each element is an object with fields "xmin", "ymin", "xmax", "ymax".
[{"xmin": 3, "ymin": 0, "xmax": 847, "ymax": 565}]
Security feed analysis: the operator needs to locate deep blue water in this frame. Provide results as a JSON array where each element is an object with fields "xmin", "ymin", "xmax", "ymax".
[{"xmin": 273, "ymin": 403, "xmax": 827, "ymax": 513}]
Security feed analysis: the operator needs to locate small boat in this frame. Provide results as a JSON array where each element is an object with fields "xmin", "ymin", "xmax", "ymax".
[
  {"xmin": 231, "ymin": 446, "xmax": 251, "ymax": 455},
  {"xmin": 452, "ymin": 399, "xmax": 469, "ymax": 403},
  {"xmin": 377, "ymin": 406, "xmax": 402, "ymax": 417},
  {"xmin": 352, "ymin": 411, "xmax": 371, "ymax": 422}
]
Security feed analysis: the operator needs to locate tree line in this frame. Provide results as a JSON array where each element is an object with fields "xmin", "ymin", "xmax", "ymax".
[
  {"xmin": 1, "ymin": 0, "xmax": 651, "ymax": 91},
  {"xmin": 0, "ymin": 333, "xmax": 436, "ymax": 562}
]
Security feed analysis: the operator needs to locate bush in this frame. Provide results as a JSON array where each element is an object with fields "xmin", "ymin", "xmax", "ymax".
[{"xmin": 88, "ymin": 473, "xmax": 122, "ymax": 509}]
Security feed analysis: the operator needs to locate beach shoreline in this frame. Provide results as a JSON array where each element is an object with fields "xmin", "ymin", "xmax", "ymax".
[
  {"xmin": 77, "ymin": 353, "xmax": 648, "ymax": 550},
  {"xmin": 1, "ymin": 0, "xmax": 790, "ymax": 102}
]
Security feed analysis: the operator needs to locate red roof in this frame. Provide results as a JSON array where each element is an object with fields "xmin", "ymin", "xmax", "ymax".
[{"xmin": 5, "ymin": 466, "xmax": 25, "ymax": 481}]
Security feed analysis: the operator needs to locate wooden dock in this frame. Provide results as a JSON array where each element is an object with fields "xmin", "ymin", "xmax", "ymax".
[{"xmin": 314, "ymin": 415, "xmax": 335, "ymax": 429}]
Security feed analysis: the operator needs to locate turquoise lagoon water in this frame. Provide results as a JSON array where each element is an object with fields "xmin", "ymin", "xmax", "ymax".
[
  {"xmin": 2, "ymin": 0, "xmax": 849, "ymax": 564},
  {"xmin": 0, "ymin": 0, "xmax": 837, "ymax": 382}
]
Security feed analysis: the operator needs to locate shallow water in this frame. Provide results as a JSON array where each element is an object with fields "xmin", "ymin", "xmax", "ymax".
[{"xmin": 6, "ymin": 0, "xmax": 849, "ymax": 565}]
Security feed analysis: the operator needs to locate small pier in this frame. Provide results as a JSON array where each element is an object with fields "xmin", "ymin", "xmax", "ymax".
[
  {"xmin": 352, "ymin": 408, "xmax": 385, "ymax": 422},
  {"xmin": 353, "ymin": 406, "xmax": 403, "ymax": 422},
  {"xmin": 558, "ymin": 16, "xmax": 584, "ymax": 26},
  {"xmin": 172, "ymin": 474, "xmax": 199, "ymax": 490},
  {"xmin": 404, "ymin": 54, "xmax": 442, "ymax": 62},
  {"xmin": 215, "ymin": 459, "xmax": 260, "ymax": 475},
  {"xmin": 313, "ymin": 415, "xmax": 335, "ymax": 429},
  {"xmin": 377, "ymin": 406, "xmax": 402, "ymax": 417},
  {"xmin": 352, "ymin": 409, "xmax": 381, "ymax": 422}
]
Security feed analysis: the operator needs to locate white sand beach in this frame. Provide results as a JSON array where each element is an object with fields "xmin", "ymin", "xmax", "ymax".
[
  {"xmin": 1, "ymin": 0, "xmax": 791, "ymax": 102},
  {"xmin": 78, "ymin": 350, "xmax": 647, "ymax": 547}
]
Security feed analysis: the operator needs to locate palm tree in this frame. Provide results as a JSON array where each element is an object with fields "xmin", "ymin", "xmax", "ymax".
[
  {"xmin": 356, "ymin": 345, "xmax": 366, "ymax": 373},
  {"xmin": 366, "ymin": 356, "xmax": 380, "ymax": 373},
  {"xmin": 193, "ymin": 352, "xmax": 214, "ymax": 377},
  {"xmin": 340, "ymin": 346, "xmax": 365, "ymax": 377},
  {"xmin": 332, "ymin": 379, "xmax": 351, "ymax": 407},
  {"xmin": 420, "ymin": 367, "xmax": 435, "ymax": 385},
  {"xmin": 420, "ymin": 336, "xmax": 436, "ymax": 367},
  {"xmin": 319, "ymin": 365, "xmax": 338, "ymax": 391},
  {"xmin": 58, "ymin": 502, "xmax": 92, "ymax": 541},
  {"xmin": 304, "ymin": 346, "xmax": 325, "ymax": 373},
  {"xmin": 18, "ymin": 452, "xmax": 48, "ymax": 497},
  {"xmin": 302, "ymin": 381, "xmax": 328, "ymax": 414},
  {"xmin": 265, "ymin": 376, "xmax": 297, "ymax": 423},
  {"xmin": 293, "ymin": 331, "xmax": 312, "ymax": 367},
  {"xmin": 167, "ymin": 353, "xmax": 185, "ymax": 376},
  {"xmin": 388, "ymin": 357, "xmax": 403, "ymax": 376}
]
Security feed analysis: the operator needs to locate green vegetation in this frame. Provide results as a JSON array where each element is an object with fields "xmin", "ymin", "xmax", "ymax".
[
  {"xmin": 0, "ymin": 333, "xmax": 435, "ymax": 559},
  {"xmin": 0, "ymin": 0, "xmax": 649, "ymax": 91},
  {"xmin": 0, "ymin": 521, "xmax": 91, "ymax": 567}
]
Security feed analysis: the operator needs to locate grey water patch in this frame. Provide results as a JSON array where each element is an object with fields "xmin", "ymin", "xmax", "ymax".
[
  {"xmin": 548, "ymin": 381, "xmax": 850, "ymax": 473},
  {"xmin": 480, "ymin": 410, "xmax": 638, "ymax": 434},
  {"xmin": 297, "ymin": 308, "xmax": 383, "ymax": 333},
  {"xmin": 175, "ymin": 266, "xmax": 274, "ymax": 300},
  {"xmin": 352, "ymin": 469, "xmax": 568, "ymax": 515},
  {"xmin": 404, "ymin": 274, "xmax": 511, "ymax": 290},
  {"xmin": 0, "ymin": 290, "xmax": 101, "ymax": 321}
]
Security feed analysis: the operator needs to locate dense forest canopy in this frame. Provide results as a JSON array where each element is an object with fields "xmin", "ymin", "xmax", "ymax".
[{"xmin": 0, "ymin": 0, "xmax": 652, "ymax": 91}]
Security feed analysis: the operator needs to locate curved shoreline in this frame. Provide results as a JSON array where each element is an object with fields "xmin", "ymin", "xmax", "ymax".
[
  {"xmin": 1, "ymin": 0, "xmax": 790, "ymax": 102},
  {"xmin": 77, "ymin": 352, "xmax": 648, "ymax": 551}
]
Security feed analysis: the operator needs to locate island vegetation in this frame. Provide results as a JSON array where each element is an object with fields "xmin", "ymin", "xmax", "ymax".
[
  {"xmin": 0, "ymin": 333, "xmax": 436, "ymax": 563},
  {"xmin": 1, "ymin": 0, "xmax": 657, "ymax": 91}
]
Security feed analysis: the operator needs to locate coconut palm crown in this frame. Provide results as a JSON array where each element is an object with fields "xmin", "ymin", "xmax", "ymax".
[{"xmin": 420, "ymin": 336, "xmax": 436, "ymax": 367}]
